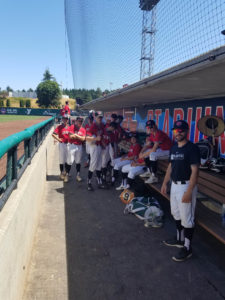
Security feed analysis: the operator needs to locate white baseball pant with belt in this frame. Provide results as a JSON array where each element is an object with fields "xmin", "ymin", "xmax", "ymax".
[
  {"xmin": 121, "ymin": 163, "xmax": 145, "ymax": 179},
  {"xmin": 67, "ymin": 144, "xmax": 83, "ymax": 165}
]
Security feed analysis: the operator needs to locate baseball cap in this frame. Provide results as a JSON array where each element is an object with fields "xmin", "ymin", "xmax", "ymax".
[
  {"xmin": 76, "ymin": 117, "xmax": 83, "ymax": 122},
  {"xmin": 172, "ymin": 120, "xmax": 189, "ymax": 130},
  {"xmin": 146, "ymin": 120, "xmax": 155, "ymax": 128},
  {"xmin": 96, "ymin": 113, "xmax": 103, "ymax": 118},
  {"xmin": 117, "ymin": 115, "xmax": 123, "ymax": 120},
  {"xmin": 111, "ymin": 113, "xmax": 117, "ymax": 119}
]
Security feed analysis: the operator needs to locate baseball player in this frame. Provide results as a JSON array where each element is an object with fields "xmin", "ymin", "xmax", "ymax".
[
  {"xmin": 52, "ymin": 115, "xmax": 71, "ymax": 182},
  {"xmin": 112, "ymin": 132, "xmax": 141, "ymax": 189},
  {"xmin": 119, "ymin": 136, "xmax": 151, "ymax": 189},
  {"xmin": 68, "ymin": 117, "xmax": 86, "ymax": 182},
  {"xmin": 139, "ymin": 120, "xmax": 172, "ymax": 184},
  {"xmin": 161, "ymin": 120, "xmax": 200, "ymax": 262},
  {"xmin": 100, "ymin": 124, "xmax": 112, "ymax": 187},
  {"xmin": 84, "ymin": 115, "xmax": 94, "ymax": 167},
  {"xmin": 86, "ymin": 114, "xmax": 104, "ymax": 191}
]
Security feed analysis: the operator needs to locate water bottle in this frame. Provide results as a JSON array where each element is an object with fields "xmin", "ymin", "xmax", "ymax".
[{"xmin": 222, "ymin": 204, "xmax": 225, "ymax": 227}]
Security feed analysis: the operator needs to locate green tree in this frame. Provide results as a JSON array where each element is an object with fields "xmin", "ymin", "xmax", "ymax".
[
  {"xmin": 27, "ymin": 88, "xmax": 33, "ymax": 92},
  {"xmin": 20, "ymin": 99, "xmax": 25, "ymax": 107},
  {"xmin": 6, "ymin": 86, "xmax": 13, "ymax": 92},
  {"xmin": 6, "ymin": 99, "xmax": 11, "ymax": 107},
  {"xmin": 25, "ymin": 99, "xmax": 31, "ymax": 108},
  {"xmin": 42, "ymin": 69, "xmax": 55, "ymax": 81},
  {"xmin": 36, "ymin": 80, "xmax": 61, "ymax": 108},
  {"xmin": 0, "ymin": 99, "xmax": 4, "ymax": 107}
]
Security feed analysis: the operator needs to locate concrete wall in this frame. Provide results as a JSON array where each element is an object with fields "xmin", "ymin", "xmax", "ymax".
[{"xmin": 0, "ymin": 129, "xmax": 55, "ymax": 300}]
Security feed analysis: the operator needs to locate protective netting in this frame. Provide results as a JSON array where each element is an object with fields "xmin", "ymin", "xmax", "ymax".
[{"xmin": 65, "ymin": 0, "xmax": 225, "ymax": 90}]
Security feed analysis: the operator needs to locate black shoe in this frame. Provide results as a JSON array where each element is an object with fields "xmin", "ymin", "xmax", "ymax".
[
  {"xmin": 163, "ymin": 238, "xmax": 184, "ymax": 248},
  {"xmin": 172, "ymin": 247, "xmax": 192, "ymax": 262},
  {"xmin": 87, "ymin": 183, "xmax": 94, "ymax": 191}
]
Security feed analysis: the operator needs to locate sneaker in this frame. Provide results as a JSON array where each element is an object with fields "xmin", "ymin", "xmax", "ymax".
[
  {"xmin": 87, "ymin": 183, "xmax": 94, "ymax": 191},
  {"xmin": 140, "ymin": 171, "xmax": 151, "ymax": 178},
  {"xmin": 125, "ymin": 184, "xmax": 130, "ymax": 190},
  {"xmin": 172, "ymin": 247, "xmax": 192, "ymax": 262},
  {"xmin": 116, "ymin": 184, "xmax": 125, "ymax": 191},
  {"xmin": 60, "ymin": 173, "xmax": 65, "ymax": 180},
  {"xmin": 145, "ymin": 176, "xmax": 158, "ymax": 184},
  {"xmin": 76, "ymin": 175, "xmax": 82, "ymax": 182},
  {"xmin": 163, "ymin": 238, "xmax": 184, "ymax": 248}
]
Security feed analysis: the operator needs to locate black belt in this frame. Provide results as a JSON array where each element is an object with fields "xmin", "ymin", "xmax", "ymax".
[{"xmin": 173, "ymin": 180, "xmax": 189, "ymax": 185}]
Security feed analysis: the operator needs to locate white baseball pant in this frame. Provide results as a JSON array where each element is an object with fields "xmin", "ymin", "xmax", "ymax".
[
  {"xmin": 150, "ymin": 149, "xmax": 170, "ymax": 161},
  {"xmin": 113, "ymin": 157, "xmax": 131, "ymax": 170},
  {"xmin": 58, "ymin": 143, "xmax": 69, "ymax": 164},
  {"xmin": 102, "ymin": 145, "xmax": 110, "ymax": 168},
  {"xmin": 86, "ymin": 141, "xmax": 91, "ymax": 155},
  {"xmin": 67, "ymin": 144, "xmax": 83, "ymax": 165},
  {"xmin": 170, "ymin": 182, "xmax": 197, "ymax": 228},
  {"xmin": 121, "ymin": 163, "xmax": 145, "ymax": 179},
  {"xmin": 89, "ymin": 144, "xmax": 102, "ymax": 172}
]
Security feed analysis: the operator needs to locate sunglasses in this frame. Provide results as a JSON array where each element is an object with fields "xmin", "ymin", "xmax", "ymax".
[{"xmin": 173, "ymin": 129, "xmax": 185, "ymax": 134}]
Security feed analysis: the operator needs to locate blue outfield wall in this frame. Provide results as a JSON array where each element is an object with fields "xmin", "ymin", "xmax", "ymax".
[
  {"xmin": 0, "ymin": 107, "xmax": 60, "ymax": 116},
  {"xmin": 105, "ymin": 97, "xmax": 225, "ymax": 158}
]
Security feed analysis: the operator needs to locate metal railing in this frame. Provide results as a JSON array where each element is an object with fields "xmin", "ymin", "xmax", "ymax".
[{"xmin": 0, "ymin": 117, "xmax": 55, "ymax": 211}]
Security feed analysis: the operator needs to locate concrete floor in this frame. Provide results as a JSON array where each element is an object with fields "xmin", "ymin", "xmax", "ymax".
[{"xmin": 23, "ymin": 146, "xmax": 225, "ymax": 300}]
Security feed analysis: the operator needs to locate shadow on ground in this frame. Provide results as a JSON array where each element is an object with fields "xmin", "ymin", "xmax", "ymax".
[{"xmin": 63, "ymin": 165, "xmax": 225, "ymax": 300}]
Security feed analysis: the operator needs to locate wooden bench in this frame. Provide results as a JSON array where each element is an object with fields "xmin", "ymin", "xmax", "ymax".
[{"xmin": 140, "ymin": 160, "xmax": 225, "ymax": 244}]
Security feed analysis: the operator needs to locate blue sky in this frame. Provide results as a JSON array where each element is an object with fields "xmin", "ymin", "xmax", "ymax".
[
  {"xmin": 1, "ymin": 0, "xmax": 225, "ymax": 92},
  {"xmin": 0, "ymin": 0, "xmax": 73, "ymax": 91}
]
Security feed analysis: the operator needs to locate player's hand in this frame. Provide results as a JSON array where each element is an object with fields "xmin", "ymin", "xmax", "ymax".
[
  {"xmin": 96, "ymin": 135, "xmax": 101, "ymax": 141},
  {"xmin": 182, "ymin": 191, "xmax": 192, "ymax": 203},
  {"xmin": 58, "ymin": 138, "xmax": 63, "ymax": 143},
  {"xmin": 161, "ymin": 183, "xmax": 167, "ymax": 195},
  {"xmin": 139, "ymin": 153, "xmax": 143, "ymax": 159}
]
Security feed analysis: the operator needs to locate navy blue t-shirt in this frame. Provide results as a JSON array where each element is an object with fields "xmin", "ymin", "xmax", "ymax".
[{"xmin": 169, "ymin": 141, "xmax": 200, "ymax": 181}]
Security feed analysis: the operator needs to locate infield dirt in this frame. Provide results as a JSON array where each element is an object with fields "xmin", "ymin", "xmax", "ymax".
[{"xmin": 0, "ymin": 117, "xmax": 50, "ymax": 180}]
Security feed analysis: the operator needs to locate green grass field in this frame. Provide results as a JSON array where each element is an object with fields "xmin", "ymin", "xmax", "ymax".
[{"xmin": 0, "ymin": 115, "xmax": 46, "ymax": 123}]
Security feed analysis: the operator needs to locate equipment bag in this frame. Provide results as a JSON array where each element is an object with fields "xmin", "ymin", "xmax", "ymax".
[{"xmin": 124, "ymin": 196, "xmax": 164, "ymax": 227}]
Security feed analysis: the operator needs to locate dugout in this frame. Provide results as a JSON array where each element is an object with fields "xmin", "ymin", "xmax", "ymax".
[{"xmin": 80, "ymin": 46, "xmax": 225, "ymax": 244}]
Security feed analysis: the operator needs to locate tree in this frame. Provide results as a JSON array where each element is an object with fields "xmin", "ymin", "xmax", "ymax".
[
  {"xmin": 27, "ymin": 88, "xmax": 33, "ymax": 92},
  {"xmin": 36, "ymin": 80, "xmax": 61, "ymax": 108},
  {"xmin": 6, "ymin": 86, "xmax": 13, "ymax": 92},
  {"xmin": 6, "ymin": 99, "xmax": 11, "ymax": 107},
  {"xmin": 42, "ymin": 69, "xmax": 55, "ymax": 81}
]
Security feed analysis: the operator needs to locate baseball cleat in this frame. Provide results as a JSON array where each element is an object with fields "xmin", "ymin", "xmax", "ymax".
[
  {"xmin": 87, "ymin": 183, "xmax": 94, "ymax": 191},
  {"xmin": 116, "ymin": 184, "xmax": 125, "ymax": 191},
  {"xmin": 76, "ymin": 175, "xmax": 82, "ymax": 182},
  {"xmin": 64, "ymin": 174, "xmax": 69, "ymax": 183},
  {"xmin": 139, "ymin": 171, "xmax": 151, "ymax": 178},
  {"xmin": 60, "ymin": 173, "xmax": 65, "ymax": 180},
  {"xmin": 145, "ymin": 176, "xmax": 158, "ymax": 184},
  {"xmin": 163, "ymin": 238, "xmax": 184, "ymax": 248},
  {"xmin": 172, "ymin": 247, "xmax": 192, "ymax": 262}
]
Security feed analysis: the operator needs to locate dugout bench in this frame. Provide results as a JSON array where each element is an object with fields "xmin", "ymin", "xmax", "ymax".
[{"xmin": 140, "ymin": 160, "xmax": 225, "ymax": 244}]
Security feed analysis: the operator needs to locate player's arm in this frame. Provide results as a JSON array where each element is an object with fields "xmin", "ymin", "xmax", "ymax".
[
  {"xmin": 139, "ymin": 142, "xmax": 159, "ymax": 159},
  {"xmin": 69, "ymin": 133, "xmax": 85, "ymax": 141},
  {"xmin": 182, "ymin": 164, "xmax": 199, "ymax": 203},
  {"xmin": 52, "ymin": 132, "xmax": 62, "ymax": 143},
  {"xmin": 161, "ymin": 163, "xmax": 172, "ymax": 195},
  {"xmin": 86, "ymin": 135, "xmax": 101, "ymax": 142}
]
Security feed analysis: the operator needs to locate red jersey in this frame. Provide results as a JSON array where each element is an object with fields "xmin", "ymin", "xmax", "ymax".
[
  {"xmin": 116, "ymin": 125, "xmax": 124, "ymax": 142},
  {"xmin": 102, "ymin": 128, "xmax": 111, "ymax": 146},
  {"xmin": 148, "ymin": 130, "xmax": 172, "ymax": 150},
  {"xmin": 127, "ymin": 143, "xmax": 141, "ymax": 158},
  {"xmin": 60, "ymin": 108, "xmax": 66, "ymax": 116},
  {"xmin": 64, "ymin": 105, "xmax": 71, "ymax": 115},
  {"xmin": 85, "ymin": 122, "xmax": 93, "ymax": 136},
  {"xmin": 69, "ymin": 125, "xmax": 86, "ymax": 145},
  {"xmin": 54, "ymin": 124, "xmax": 71, "ymax": 143},
  {"xmin": 89, "ymin": 123, "xmax": 105, "ymax": 146}
]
